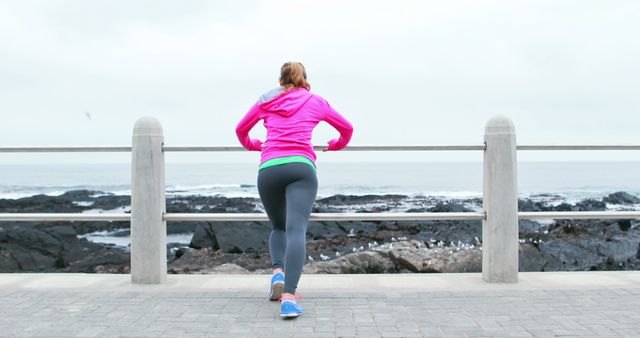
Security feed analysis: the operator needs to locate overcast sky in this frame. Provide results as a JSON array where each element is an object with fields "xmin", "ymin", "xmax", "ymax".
[{"xmin": 1, "ymin": 0, "xmax": 639, "ymax": 164}]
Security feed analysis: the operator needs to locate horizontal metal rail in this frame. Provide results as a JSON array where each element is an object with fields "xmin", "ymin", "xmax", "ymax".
[
  {"xmin": 0, "ymin": 213, "xmax": 131, "ymax": 221},
  {"xmin": 518, "ymin": 211, "xmax": 640, "ymax": 220},
  {"xmin": 163, "ymin": 145, "xmax": 487, "ymax": 152},
  {"xmin": 0, "ymin": 145, "xmax": 486, "ymax": 152},
  {"xmin": 0, "ymin": 146, "xmax": 132, "ymax": 152},
  {"xmin": 3, "ymin": 144, "xmax": 640, "ymax": 153},
  {"xmin": 163, "ymin": 212, "xmax": 487, "ymax": 221},
  {"xmin": 3, "ymin": 211, "xmax": 640, "ymax": 222},
  {"xmin": 517, "ymin": 145, "xmax": 640, "ymax": 150},
  {"xmin": 0, "ymin": 212, "xmax": 485, "ymax": 222}
]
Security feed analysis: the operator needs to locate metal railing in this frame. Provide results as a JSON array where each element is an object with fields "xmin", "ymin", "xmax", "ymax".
[
  {"xmin": 1, "ymin": 115, "xmax": 639, "ymax": 284},
  {"xmin": 4, "ymin": 211, "xmax": 640, "ymax": 222},
  {"xmin": 5, "ymin": 144, "xmax": 640, "ymax": 152}
]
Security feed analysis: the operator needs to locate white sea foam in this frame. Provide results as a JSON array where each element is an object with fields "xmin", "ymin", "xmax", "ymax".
[
  {"xmin": 81, "ymin": 206, "xmax": 131, "ymax": 214},
  {"xmin": 77, "ymin": 231, "xmax": 193, "ymax": 249},
  {"xmin": 72, "ymin": 201, "xmax": 94, "ymax": 207}
]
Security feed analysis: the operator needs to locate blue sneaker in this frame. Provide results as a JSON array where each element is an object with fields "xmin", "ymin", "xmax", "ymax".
[
  {"xmin": 280, "ymin": 299, "xmax": 303, "ymax": 318},
  {"xmin": 268, "ymin": 272, "xmax": 285, "ymax": 301}
]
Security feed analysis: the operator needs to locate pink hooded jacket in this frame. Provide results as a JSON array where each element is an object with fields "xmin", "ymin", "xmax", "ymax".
[{"xmin": 235, "ymin": 87, "xmax": 354, "ymax": 166}]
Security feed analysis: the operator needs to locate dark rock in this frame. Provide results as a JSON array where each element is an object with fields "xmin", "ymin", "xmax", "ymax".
[
  {"xmin": 406, "ymin": 207, "xmax": 429, "ymax": 213},
  {"xmin": 91, "ymin": 194, "xmax": 130, "ymax": 210},
  {"xmin": 45, "ymin": 225, "xmax": 77, "ymax": 240},
  {"xmin": 538, "ymin": 219, "xmax": 640, "ymax": 271},
  {"xmin": 57, "ymin": 221, "xmax": 129, "ymax": 236},
  {"xmin": 427, "ymin": 201, "xmax": 474, "ymax": 213},
  {"xmin": 189, "ymin": 223, "xmax": 220, "ymax": 250},
  {"xmin": 386, "ymin": 240, "xmax": 481, "ymax": 273},
  {"xmin": 378, "ymin": 222, "xmax": 400, "ymax": 231},
  {"xmin": 603, "ymin": 191, "xmax": 640, "ymax": 205},
  {"xmin": 202, "ymin": 221, "xmax": 270, "ymax": 254},
  {"xmin": 519, "ymin": 220, "xmax": 544, "ymax": 234},
  {"xmin": 519, "ymin": 243, "xmax": 546, "ymax": 271},
  {"xmin": 304, "ymin": 240, "xmax": 484, "ymax": 274},
  {"xmin": 172, "ymin": 247, "xmax": 186, "ymax": 259},
  {"xmin": 228, "ymin": 246, "xmax": 243, "ymax": 254},
  {"xmin": 168, "ymin": 247, "xmax": 235, "ymax": 274},
  {"xmin": 303, "ymin": 250, "xmax": 397, "ymax": 273},
  {"xmin": 1, "ymin": 224, "xmax": 63, "ymax": 257},
  {"xmin": 553, "ymin": 203, "xmax": 573, "ymax": 211},
  {"xmin": 168, "ymin": 195, "xmax": 260, "ymax": 214},
  {"xmin": 411, "ymin": 220, "xmax": 482, "ymax": 244},
  {"xmin": 0, "ymin": 222, "xmax": 130, "ymax": 273},
  {"xmin": 58, "ymin": 190, "xmax": 102, "ymax": 202},
  {"xmin": 0, "ymin": 243, "xmax": 57, "ymax": 272},
  {"xmin": 617, "ymin": 220, "xmax": 632, "ymax": 232},
  {"xmin": 0, "ymin": 194, "xmax": 86, "ymax": 213},
  {"xmin": 549, "ymin": 199, "xmax": 606, "ymax": 212},
  {"xmin": 307, "ymin": 221, "xmax": 347, "ymax": 240},
  {"xmin": 518, "ymin": 199, "xmax": 551, "ymax": 212},
  {"xmin": 59, "ymin": 250, "xmax": 130, "ymax": 273},
  {"xmin": 312, "ymin": 206, "xmax": 342, "ymax": 213},
  {"xmin": 167, "ymin": 222, "xmax": 197, "ymax": 234},
  {"xmin": 573, "ymin": 199, "xmax": 607, "ymax": 211},
  {"xmin": 355, "ymin": 205, "xmax": 392, "ymax": 212},
  {"xmin": 316, "ymin": 194, "xmax": 407, "ymax": 205}
]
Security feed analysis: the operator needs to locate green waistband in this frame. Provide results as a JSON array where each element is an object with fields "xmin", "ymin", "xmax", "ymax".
[{"xmin": 259, "ymin": 156, "xmax": 317, "ymax": 172}]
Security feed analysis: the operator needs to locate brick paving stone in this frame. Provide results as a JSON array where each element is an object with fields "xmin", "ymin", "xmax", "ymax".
[
  {"xmin": 0, "ymin": 273, "xmax": 639, "ymax": 337},
  {"xmin": 74, "ymin": 326, "xmax": 108, "ymax": 337}
]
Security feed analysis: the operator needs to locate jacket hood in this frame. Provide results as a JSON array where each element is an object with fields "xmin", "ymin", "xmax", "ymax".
[{"xmin": 259, "ymin": 87, "xmax": 313, "ymax": 117}]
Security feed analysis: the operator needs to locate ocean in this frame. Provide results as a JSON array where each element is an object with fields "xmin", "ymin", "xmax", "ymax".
[{"xmin": 1, "ymin": 161, "xmax": 639, "ymax": 202}]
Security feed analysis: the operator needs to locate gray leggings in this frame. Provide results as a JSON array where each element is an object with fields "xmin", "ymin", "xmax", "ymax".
[{"xmin": 257, "ymin": 162, "xmax": 318, "ymax": 294}]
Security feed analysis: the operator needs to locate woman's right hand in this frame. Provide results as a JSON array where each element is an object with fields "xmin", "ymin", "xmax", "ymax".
[{"xmin": 323, "ymin": 138, "xmax": 338, "ymax": 152}]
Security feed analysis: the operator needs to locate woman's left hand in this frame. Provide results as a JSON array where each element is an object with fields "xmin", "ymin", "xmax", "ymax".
[{"xmin": 250, "ymin": 138, "xmax": 263, "ymax": 151}]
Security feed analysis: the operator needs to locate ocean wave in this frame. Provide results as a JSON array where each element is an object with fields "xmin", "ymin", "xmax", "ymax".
[
  {"xmin": 0, "ymin": 184, "xmax": 130, "ymax": 199},
  {"xmin": 166, "ymin": 183, "xmax": 256, "ymax": 191},
  {"xmin": 2, "ymin": 184, "xmax": 640, "ymax": 208}
]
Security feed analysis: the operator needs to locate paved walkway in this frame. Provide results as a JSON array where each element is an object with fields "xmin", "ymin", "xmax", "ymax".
[{"xmin": 0, "ymin": 271, "xmax": 639, "ymax": 337}]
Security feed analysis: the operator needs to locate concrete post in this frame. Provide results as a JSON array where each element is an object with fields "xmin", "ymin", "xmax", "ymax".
[
  {"xmin": 483, "ymin": 115, "xmax": 518, "ymax": 283},
  {"xmin": 131, "ymin": 116, "xmax": 167, "ymax": 284}
]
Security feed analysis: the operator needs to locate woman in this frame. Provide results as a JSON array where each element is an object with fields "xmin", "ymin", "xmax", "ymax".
[{"xmin": 235, "ymin": 62, "xmax": 354, "ymax": 318}]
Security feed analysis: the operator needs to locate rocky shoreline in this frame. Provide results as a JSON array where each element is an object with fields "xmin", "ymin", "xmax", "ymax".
[{"xmin": 1, "ymin": 190, "xmax": 639, "ymax": 274}]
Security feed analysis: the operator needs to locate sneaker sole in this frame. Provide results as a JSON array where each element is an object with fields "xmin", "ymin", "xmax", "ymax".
[
  {"xmin": 269, "ymin": 281, "xmax": 284, "ymax": 301},
  {"xmin": 280, "ymin": 312, "xmax": 303, "ymax": 318}
]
